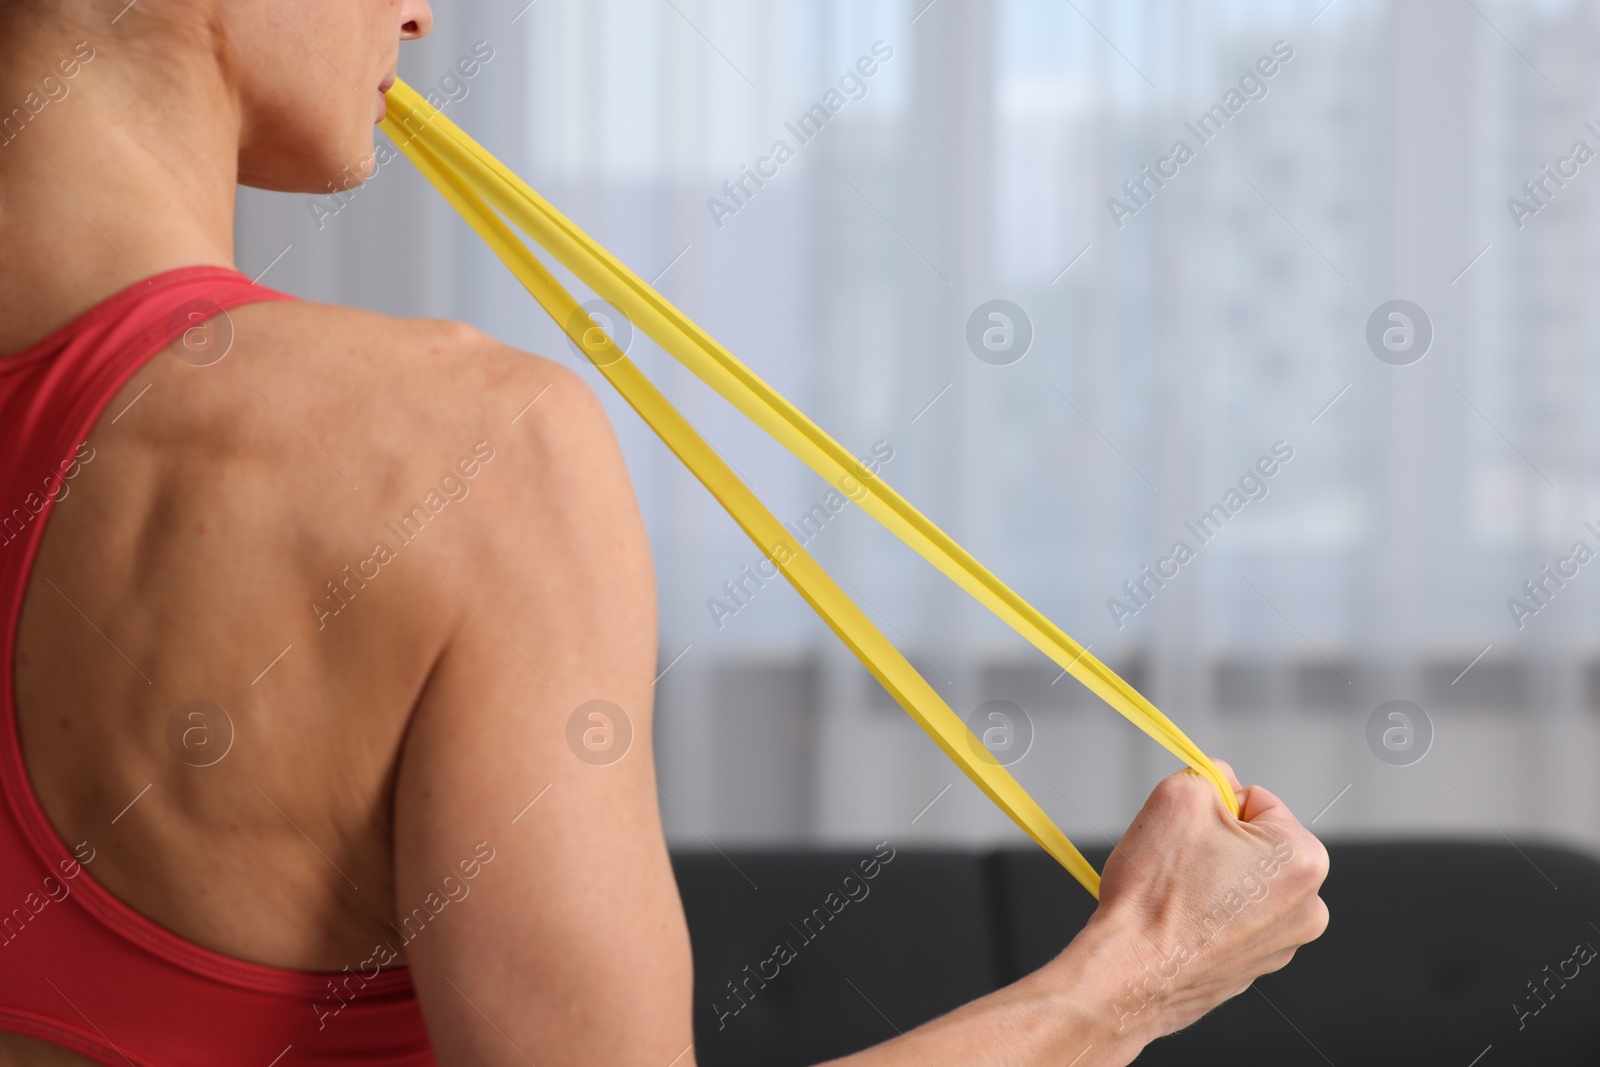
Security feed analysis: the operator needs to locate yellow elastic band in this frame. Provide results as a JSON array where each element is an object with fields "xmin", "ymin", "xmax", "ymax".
[{"xmin": 379, "ymin": 80, "xmax": 1239, "ymax": 898}]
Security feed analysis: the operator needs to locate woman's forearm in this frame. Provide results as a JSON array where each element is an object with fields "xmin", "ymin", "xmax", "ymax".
[{"xmin": 815, "ymin": 762, "xmax": 1331, "ymax": 1067}]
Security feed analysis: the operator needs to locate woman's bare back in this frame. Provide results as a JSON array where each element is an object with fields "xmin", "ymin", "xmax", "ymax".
[{"xmin": 2, "ymin": 295, "xmax": 682, "ymax": 1064}]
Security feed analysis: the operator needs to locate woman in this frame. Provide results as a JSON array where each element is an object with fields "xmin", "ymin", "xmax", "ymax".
[{"xmin": 0, "ymin": 2, "xmax": 1328, "ymax": 1064}]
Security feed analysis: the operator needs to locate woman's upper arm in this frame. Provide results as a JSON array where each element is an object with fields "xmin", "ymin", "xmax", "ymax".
[{"xmin": 391, "ymin": 355, "xmax": 694, "ymax": 1065}]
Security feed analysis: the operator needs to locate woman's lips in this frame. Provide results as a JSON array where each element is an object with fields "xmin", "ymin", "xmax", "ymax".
[{"xmin": 375, "ymin": 78, "xmax": 395, "ymax": 123}]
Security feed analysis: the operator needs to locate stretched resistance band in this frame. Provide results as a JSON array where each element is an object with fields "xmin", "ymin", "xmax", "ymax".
[{"xmin": 378, "ymin": 80, "xmax": 1237, "ymax": 899}]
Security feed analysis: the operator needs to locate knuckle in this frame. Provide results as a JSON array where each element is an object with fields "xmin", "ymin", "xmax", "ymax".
[
  {"xmin": 1281, "ymin": 833, "xmax": 1329, "ymax": 889},
  {"xmin": 1306, "ymin": 838, "xmax": 1331, "ymax": 882},
  {"xmin": 1258, "ymin": 947, "xmax": 1297, "ymax": 976},
  {"xmin": 1146, "ymin": 772, "xmax": 1202, "ymax": 815},
  {"xmin": 1279, "ymin": 897, "xmax": 1328, "ymax": 948},
  {"xmin": 1302, "ymin": 896, "xmax": 1330, "ymax": 942},
  {"xmin": 1151, "ymin": 769, "xmax": 1195, "ymax": 797}
]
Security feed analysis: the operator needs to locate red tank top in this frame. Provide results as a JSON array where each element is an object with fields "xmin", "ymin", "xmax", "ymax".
[{"xmin": 0, "ymin": 267, "xmax": 437, "ymax": 1066}]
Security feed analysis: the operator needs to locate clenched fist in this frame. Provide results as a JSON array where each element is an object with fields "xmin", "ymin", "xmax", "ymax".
[{"xmin": 1071, "ymin": 760, "xmax": 1330, "ymax": 1048}]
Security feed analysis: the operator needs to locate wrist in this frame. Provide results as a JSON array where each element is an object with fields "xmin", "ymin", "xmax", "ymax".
[{"xmin": 1020, "ymin": 912, "xmax": 1168, "ymax": 1064}]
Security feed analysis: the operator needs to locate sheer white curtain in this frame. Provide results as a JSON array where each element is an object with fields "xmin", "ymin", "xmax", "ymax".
[{"xmin": 238, "ymin": 0, "xmax": 1600, "ymax": 856}]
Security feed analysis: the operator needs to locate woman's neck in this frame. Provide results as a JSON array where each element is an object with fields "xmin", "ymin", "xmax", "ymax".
[{"xmin": 0, "ymin": 19, "xmax": 242, "ymax": 353}]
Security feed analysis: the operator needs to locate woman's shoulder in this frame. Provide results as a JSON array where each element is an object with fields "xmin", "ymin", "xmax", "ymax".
[
  {"xmin": 204, "ymin": 297, "xmax": 605, "ymax": 473},
  {"xmin": 195, "ymin": 297, "xmax": 626, "ymax": 557},
  {"xmin": 227, "ymin": 297, "xmax": 572, "ymax": 411}
]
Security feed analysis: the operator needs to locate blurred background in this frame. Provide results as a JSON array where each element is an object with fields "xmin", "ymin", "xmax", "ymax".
[{"xmin": 237, "ymin": 0, "xmax": 1600, "ymax": 861}]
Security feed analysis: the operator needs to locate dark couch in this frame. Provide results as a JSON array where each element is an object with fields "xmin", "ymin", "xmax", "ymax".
[{"xmin": 673, "ymin": 841, "xmax": 1600, "ymax": 1065}]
